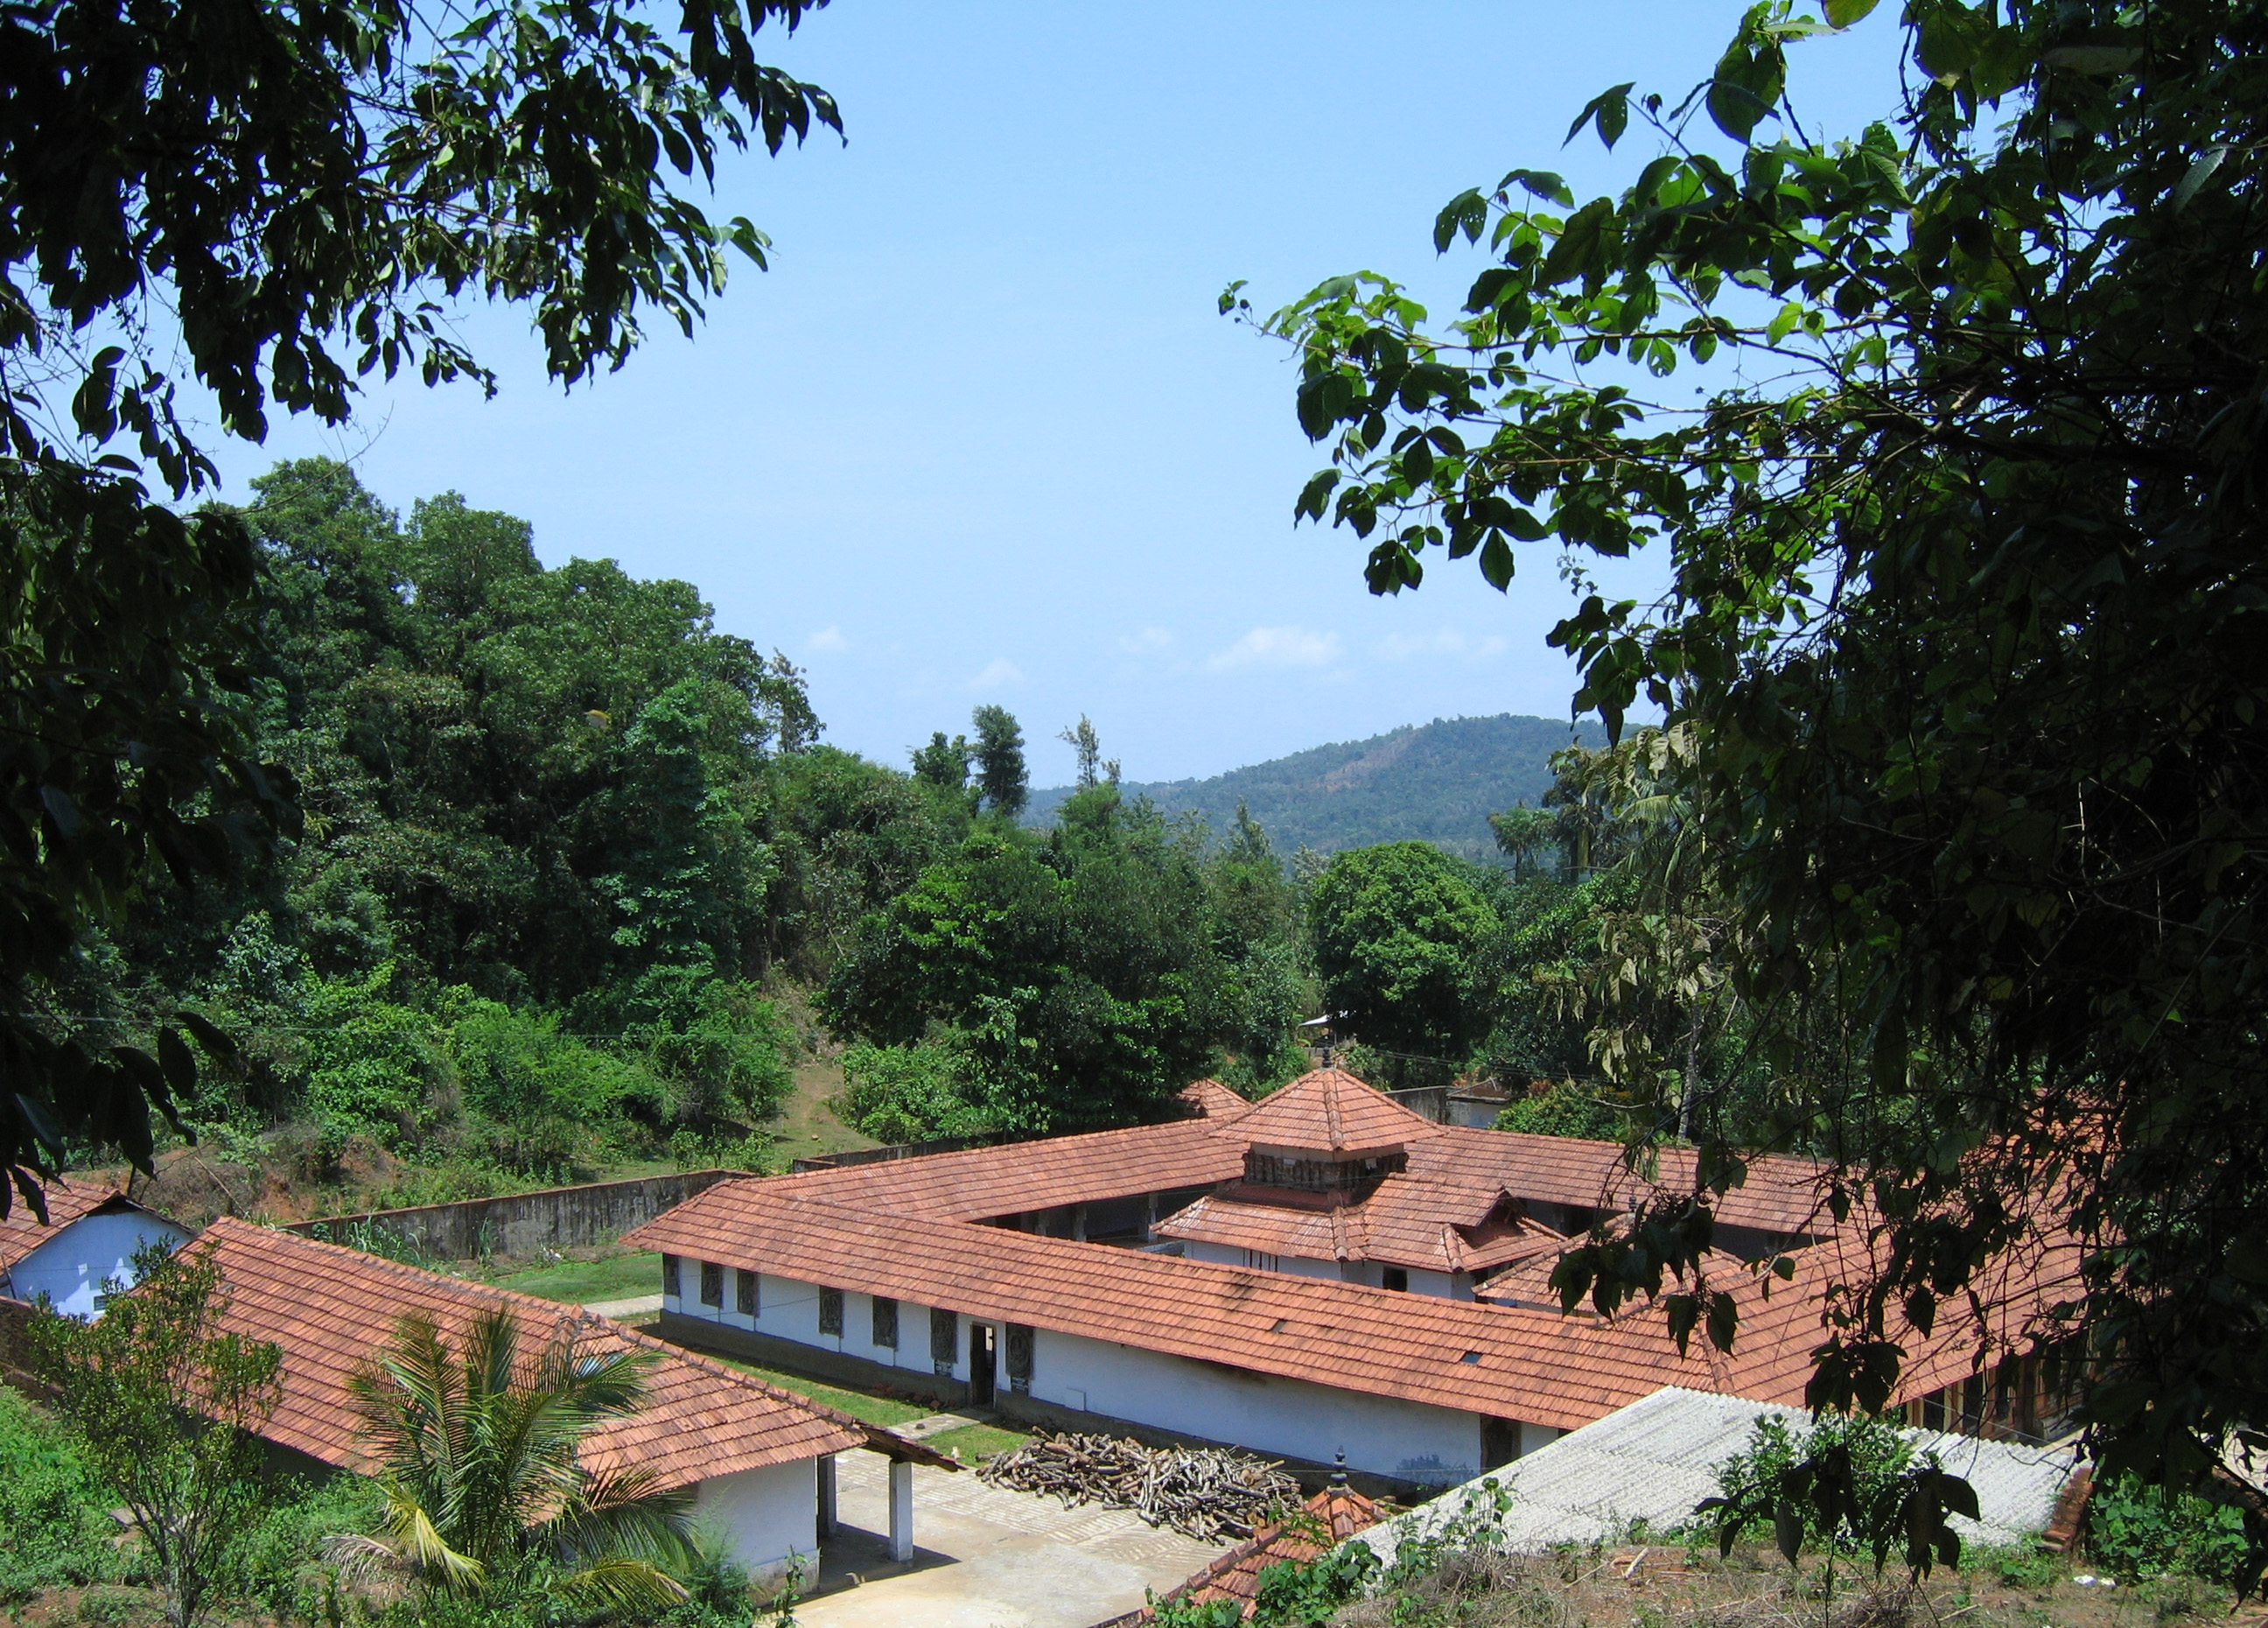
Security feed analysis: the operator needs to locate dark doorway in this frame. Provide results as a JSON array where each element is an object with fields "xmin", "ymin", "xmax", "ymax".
[{"xmin": 970, "ymin": 1323, "xmax": 998, "ymax": 1407}]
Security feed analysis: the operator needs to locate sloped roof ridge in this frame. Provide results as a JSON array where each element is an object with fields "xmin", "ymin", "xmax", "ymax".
[
  {"xmin": 1226, "ymin": 1068, "xmax": 1443, "ymax": 1154},
  {"xmin": 191, "ymin": 1218, "xmax": 943, "ymax": 1468}
]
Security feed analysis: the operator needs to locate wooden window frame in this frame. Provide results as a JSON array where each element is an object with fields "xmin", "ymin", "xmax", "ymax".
[{"xmin": 736, "ymin": 1268, "xmax": 758, "ymax": 1316}]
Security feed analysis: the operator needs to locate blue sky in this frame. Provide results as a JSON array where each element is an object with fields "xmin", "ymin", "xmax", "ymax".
[{"xmin": 211, "ymin": 1, "xmax": 1908, "ymax": 785}]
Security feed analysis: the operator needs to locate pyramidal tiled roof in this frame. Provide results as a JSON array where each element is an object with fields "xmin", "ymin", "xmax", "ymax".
[{"xmin": 1224, "ymin": 1069, "xmax": 1441, "ymax": 1154}]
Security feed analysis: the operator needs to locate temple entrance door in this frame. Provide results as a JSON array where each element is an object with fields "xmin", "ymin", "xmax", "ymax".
[{"xmin": 970, "ymin": 1323, "xmax": 998, "ymax": 1407}]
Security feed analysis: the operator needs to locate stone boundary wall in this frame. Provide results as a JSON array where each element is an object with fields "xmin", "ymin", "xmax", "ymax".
[
  {"xmin": 1384, "ymin": 1085, "xmax": 1449, "ymax": 1122},
  {"xmin": 284, "ymin": 1168, "xmax": 748, "ymax": 1261},
  {"xmin": 788, "ymin": 1133, "xmax": 1015, "ymax": 1174}
]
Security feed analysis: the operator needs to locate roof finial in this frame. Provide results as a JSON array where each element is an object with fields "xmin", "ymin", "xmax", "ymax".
[{"xmin": 1332, "ymin": 1449, "xmax": 1348, "ymax": 1487}]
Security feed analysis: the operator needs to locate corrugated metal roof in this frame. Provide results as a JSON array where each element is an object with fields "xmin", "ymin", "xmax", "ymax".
[{"xmin": 1359, "ymin": 1386, "xmax": 2080, "ymax": 1560}]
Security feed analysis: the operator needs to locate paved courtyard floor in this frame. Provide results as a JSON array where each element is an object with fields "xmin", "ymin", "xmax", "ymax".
[{"xmin": 794, "ymin": 1445, "xmax": 1225, "ymax": 1628}]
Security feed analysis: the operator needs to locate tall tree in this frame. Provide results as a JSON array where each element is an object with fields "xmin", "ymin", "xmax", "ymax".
[
  {"xmin": 1253, "ymin": 0, "xmax": 2268, "ymax": 1540},
  {"xmin": 31, "ymin": 1245, "xmax": 283, "ymax": 1628},
  {"xmin": 911, "ymin": 730, "xmax": 973, "ymax": 796},
  {"xmin": 335, "ymin": 1309, "xmax": 694, "ymax": 1613},
  {"xmin": 1, "ymin": 0, "xmax": 843, "ymax": 1204},
  {"xmin": 971, "ymin": 705, "xmax": 1030, "ymax": 818},
  {"xmin": 1308, "ymin": 842, "xmax": 1498, "ymax": 1077}
]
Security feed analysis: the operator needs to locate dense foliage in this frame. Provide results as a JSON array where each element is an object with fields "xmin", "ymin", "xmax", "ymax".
[
  {"xmin": 1, "ymin": 0, "xmax": 843, "ymax": 1210},
  {"xmin": 822, "ymin": 782, "xmax": 1313, "ymax": 1133},
  {"xmin": 2087, "ymin": 1474, "xmax": 2257, "ymax": 1588},
  {"xmin": 50, "ymin": 459, "xmax": 947, "ymax": 1181},
  {"xmin": 1310, "ymin": 841, "xmax": 1500, "ymax": 1077},
  {"xmin": 0, "ymin": 1386, "xmax": 118, "ymax": 1604},
  {"xmin": 1253, "ymin": 0, "xmax": 2268, "ymax": 1547}
]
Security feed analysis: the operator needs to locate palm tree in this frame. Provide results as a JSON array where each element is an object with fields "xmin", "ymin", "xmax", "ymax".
[{"xmin": 332, "ymin": 1308, "xmax": 696, "ymax": 1615}]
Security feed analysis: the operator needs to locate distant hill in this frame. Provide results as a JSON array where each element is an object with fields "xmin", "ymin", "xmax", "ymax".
[{"xmin": 1027, "ymin": 713, "xmax": 1600, "ymax": 863}]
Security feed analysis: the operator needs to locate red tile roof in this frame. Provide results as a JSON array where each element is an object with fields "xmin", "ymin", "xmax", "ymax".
[
  {"xmin": 186, "ymin": 1217, "xmax": 908, "ymax": 1488},
  {"xmin": 1157, "ymin": 1179, "xmax": 1570, "ymax": 1275},
  {"xmin": 0, "ymin": 1179, "xmax": 162, "ymax": 1273},
  {"xmin": 1178, "ymin": 1079, "xmax": 1254, "ymax": 1121},
  {"xmin": 744, "ymin": 1074, "xmax": 1828, "ymax": 1247},
  {"xmin": 628, "ymin": 1182, "xmax": 1802, "ymax": 1432},
  {"xmin": 628, "ymin": 1176, "xmax": 2077, "ymax": 1434},
  {"xmin": 1407, "ymin": 1128, "xmax": 1830, "ymax": 1238},
  {"xmin": 1226, "ymin": 1069, "xmax": 1441, "ymax": 1154},
  {"xmin": 770, "ymin": 1118, "xmax": 1246, "ymax": 1222},
  {"xmin": 1148, "ymin": 1482, "xmax": 1382, "ymax": 1620}
]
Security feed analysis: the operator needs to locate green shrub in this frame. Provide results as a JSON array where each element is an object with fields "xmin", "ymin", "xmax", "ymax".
[
  {"xmin": 2088, "ymin": 1472, "xmax": 2251, "ymax": 1584},
  {"xmin": 1494, "ymin": 1080, "xmax": 1642, "ymax": 1140},
  {"xmin": 833, "ymin": 1042, "xmax": 993, "ymax": 1144},
  {"xmin": 223, "ymin": 1472, "xmax": 382, "ymax": 1622},
  {"xmin": 0, "ymin": 1388, "xmax": 119, "ymax": 1603},
  {"xmin": 1702, "ymin": 1412, "xmax": 1916, "ymax": 1556},
  {"xmin": 299, "ymin": 965, "xmax": 445, "ymax": 1154},
  {"xmin": 1965, "ymin": 1539, "xmax": 2063, "ymax": 1590}
]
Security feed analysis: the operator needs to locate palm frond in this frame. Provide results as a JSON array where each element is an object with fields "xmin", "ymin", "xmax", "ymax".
[
  {"xmin": 546, "ymin": 1470, "xmax": 696, "ymax": 1572},
  {"xmin": 349, "ymin": 1314, "xmax": 469, "ymax": 1498},
  {"xmin": 372, "ymin": 1478, "xmax": 486, "ymax": 1595},
  {"xmin": 552, "ymin": 1556, "xmax": 690, "ymax": 1614}
]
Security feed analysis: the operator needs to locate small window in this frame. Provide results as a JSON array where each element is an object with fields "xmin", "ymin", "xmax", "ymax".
[
  {"xmin": 819, "ymin": 1288, "xmax": 844, "ymax": 1337},
  {"xmin": 662, "ymin": 1255, "xmax": 682, "ymax": 1298},
  {"xmin": 930, "ymin": 1307, "xmax": 959, "ymax": 1369},
  {"xmin": 699, "ymin": 1260, "xmax": 724, "ymax": 1309},
  {"xmin": 1241, "ymin": 1249, "xmax": 1281, "ymax": 1273},
  {"xmin": 737, "ymin": 1269, "xmax": 758, "ymax": 1316},
  {"xmin": 1460, "ymin": 1350, "xmax": 1481, "ymax": 1365},
  {"xmin": 1005, "ymin": 1323, "xmax": 1035, "ymax": 1388},
  {"xmin": 1382, "ymin": 1267, "xmax": 1409, "ymax": 1293},
  {"xmin": 872, "ymin": 1295, "xmax": 899, "ymax": 1349}
]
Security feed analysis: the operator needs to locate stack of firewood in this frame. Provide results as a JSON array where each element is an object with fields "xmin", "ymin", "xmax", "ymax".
[{"xmin": 977, "ymin": 1428, "xmax": 1298, "ymax": 1542}]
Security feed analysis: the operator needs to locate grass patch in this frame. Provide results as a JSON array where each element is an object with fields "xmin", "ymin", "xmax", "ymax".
[
  {"xmin": 702, "ymin": 1357, "xmax": 930, "ymax": 1427},
  {"xmin": 927, "ymin": 1422, "xmax": 1030, "ymax": 1465},
  {"xmin": 490, "ymin": 1251, "xmax": 661, "ymax": 1304}
]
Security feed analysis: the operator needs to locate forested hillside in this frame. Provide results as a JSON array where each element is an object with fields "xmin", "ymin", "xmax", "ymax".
[
  {"xmin": 48, "ymin": 460, "xmax": 1746, "ymax": 1199},
  {"xmin": 60, "ymin": 462, "xmax": 1327, "ymax": 1191},
  {"xmin": 1026, "ymin": 714, "xmax": 1597, "ymax": 862},
  {"xmin": 68, "ymin": 459, "xmax": 985, "ymax": 1194}
]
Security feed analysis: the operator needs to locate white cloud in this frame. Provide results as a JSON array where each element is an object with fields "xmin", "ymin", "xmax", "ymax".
[
  {"xmin": 807, "ymin": 624, "xmax": 848, "ymax": 653},
  {"xmin": 1376, "ymin": 628, "xmax": 1510, "ymax": 662},
  {"xmin": 1206, "ymin": 626, "xmax": 1344, "ymax": 673},
  {"xmin": 1117, "ymin": 627, "xmax": 1174, "ymax": 654},
  {"xmin": 965, "ymin": 656, "xmax": 1026, "ymax": 690}
]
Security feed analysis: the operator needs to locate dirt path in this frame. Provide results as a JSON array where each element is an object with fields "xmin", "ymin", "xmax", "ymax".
[{"xmin": 768, "ymin": 1057, "xmax": 879, "ymax": 1161}]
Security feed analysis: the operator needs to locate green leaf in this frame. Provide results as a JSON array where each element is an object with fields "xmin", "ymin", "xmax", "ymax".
[
  {"xmin": 1824, "ymin": 0, "xmax": 1880, "ymax": 26},
  {"xmin": 2174, "ymin": 146, "xmax": 2229, "ymax": 211},
  {"xmin": 1479, "ymin": 534, "xmax": 1516, "ymax": 590},
  {"xmin": 157, "ymin": 1028, "xmax": 199, "ymax": 1096},
  {"xmin": 1432, "ymin": 190, "xmax": 1489, "ymax": 252},
  {"xmin": 1564, "ymin": 83, "xmax": 1635, "ymax": 151}
]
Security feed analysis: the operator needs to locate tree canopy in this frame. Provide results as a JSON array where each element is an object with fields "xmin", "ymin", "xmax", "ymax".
[
  {"xmin": 1, "ymin": 0, "xmax": 840, "ymax": 1207},
  {"xmin": 1253, "ymin": 0, "xmax": 2268, "ymax": 1546}
]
